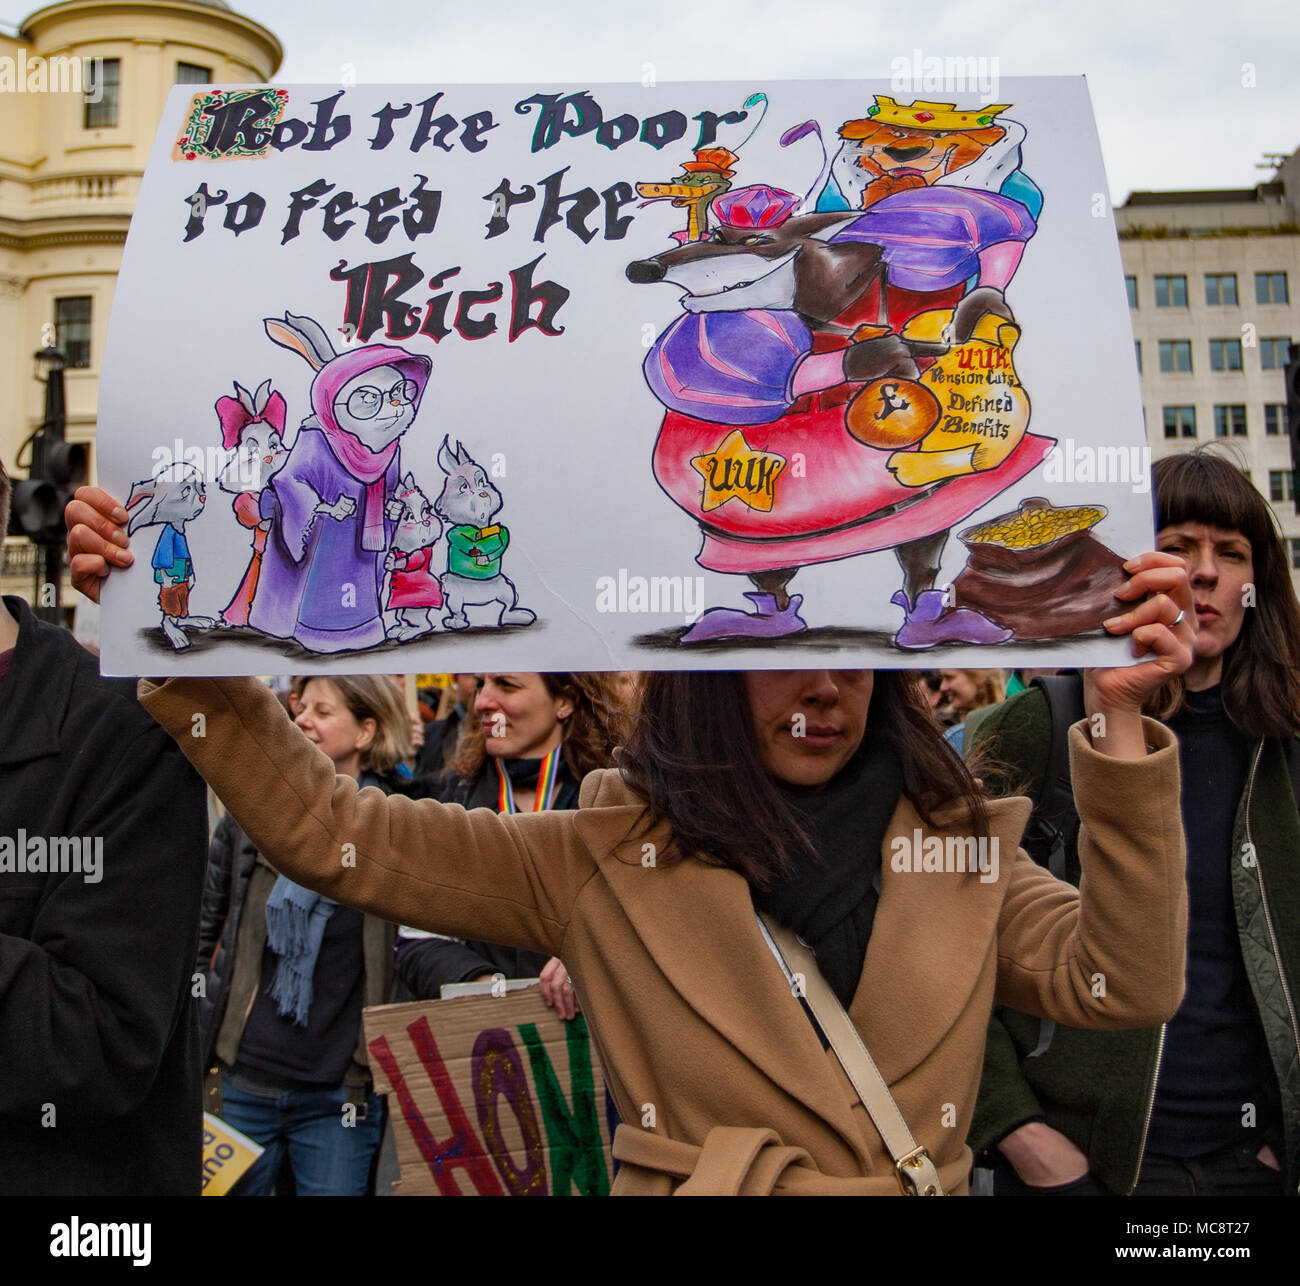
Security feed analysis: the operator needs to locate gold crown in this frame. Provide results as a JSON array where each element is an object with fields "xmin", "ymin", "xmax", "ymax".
[{"xmin": 841, "ymin": 96, "xmax": 1011, "ymax": 136}]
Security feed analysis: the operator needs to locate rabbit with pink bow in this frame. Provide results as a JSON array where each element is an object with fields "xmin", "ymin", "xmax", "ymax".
[{"xmin": 214, "ymin": 378, "xmax": 290, "ymax": 628}]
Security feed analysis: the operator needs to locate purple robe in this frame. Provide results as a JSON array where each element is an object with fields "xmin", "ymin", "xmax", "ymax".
[
  {"xmin": 249, "ymin": 428, "xmax": 399, "ymax": 652},
  {"xmin": 827, "ymin": 186, "xmax": 1036, "ymax": 291}
]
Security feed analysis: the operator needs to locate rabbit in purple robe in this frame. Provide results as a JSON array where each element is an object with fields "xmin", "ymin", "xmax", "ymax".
[{"xmin": 251, "ymin": 312, "xmax": 432, "ymax": 653}]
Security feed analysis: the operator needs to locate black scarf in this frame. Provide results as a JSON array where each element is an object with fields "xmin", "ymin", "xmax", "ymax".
[
  {"xmin": 497, "ymin": 754, "xmax": 582, "ymax": 811},
  {"xmin": 753, "ymin": 732, "xmax": 903, "ymax": 1009}
]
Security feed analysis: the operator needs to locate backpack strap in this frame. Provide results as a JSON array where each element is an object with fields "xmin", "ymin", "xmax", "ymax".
[
  {"xmin": 1023, "ymin": 674, "xmax": 1086, "ymax": 1059},
  {"xmin": 1027, "ymin": 674, "xmax": 1087, "ymax": 882}
]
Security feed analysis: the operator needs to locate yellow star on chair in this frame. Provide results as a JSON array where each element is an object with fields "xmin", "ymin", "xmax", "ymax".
[{"xmin": 690, "ymin": 430, "xmax": 786, "ymax": 513}]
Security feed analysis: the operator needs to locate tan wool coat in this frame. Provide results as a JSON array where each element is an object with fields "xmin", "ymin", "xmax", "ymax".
[{"xmin": 140, "ymin": 676, "xmax": 1187, "ymax": 1196}]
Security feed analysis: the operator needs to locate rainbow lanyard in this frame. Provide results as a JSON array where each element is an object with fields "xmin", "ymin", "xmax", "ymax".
[{"xmin": 494, "ymin": 745, "xmax": 562, "ymax": 814}]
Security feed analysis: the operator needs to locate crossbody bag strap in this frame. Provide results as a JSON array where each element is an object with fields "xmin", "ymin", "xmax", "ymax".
[{"xmin": 757, "ymin": 912, "xmax": 945, "ymax": 1196}]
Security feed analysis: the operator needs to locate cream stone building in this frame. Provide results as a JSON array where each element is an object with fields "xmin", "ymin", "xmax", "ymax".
[
  {"xmin": 0, "ymin": 0, "xmax": 279, "ymax": 606},
  {"xmin": 1119, "ymin": 148, "xmax": 1300, "ymax": 593}
]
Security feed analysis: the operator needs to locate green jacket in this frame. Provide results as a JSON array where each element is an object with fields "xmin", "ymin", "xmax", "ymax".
[
  {"xmin": 446, "ymin": 524, "xmax": 509, "ymax": 579},
  {"xmin": 967, "ymin": 687, "xmax": 1300, "ymax": 1195}
]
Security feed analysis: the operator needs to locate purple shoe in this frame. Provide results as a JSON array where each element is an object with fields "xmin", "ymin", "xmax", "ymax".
[
  {"xmin": 682, "ymin": 592, "xmax": 808, "ymax": 643},
  {"xmin": 890, "ymin": 589, "xmax": 1013, "ymax": 650}
]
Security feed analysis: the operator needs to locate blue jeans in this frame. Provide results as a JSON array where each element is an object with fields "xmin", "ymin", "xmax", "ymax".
[{"xmin": 219, "ymin": 1069, "xmax": 385, "ymax": 1197}]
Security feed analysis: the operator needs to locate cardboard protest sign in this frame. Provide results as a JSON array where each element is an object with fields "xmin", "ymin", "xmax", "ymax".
[
  {"xmin": 201, "ymin": 1110, "xmax": 263, "ymax": 1195},
  {"xmin": 363, "ymin": 991, "xmax": 612, "ymax": 1196},
  {"xmin": 98, "ymin": 78, "xmax": 1145, "ymax": 675}
]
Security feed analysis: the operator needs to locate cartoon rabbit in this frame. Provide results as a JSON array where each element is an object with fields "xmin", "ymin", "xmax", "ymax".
[
  {"xmin": 253, "ymin": 312, "xmax": 432, "ymax": 653},
  {"xmin": 434, "ymin": 437, "xmax": 535, "ymax": 631},
  {"xmin": 125, "ymin": 461, "xmax": 216, "ymax": 650},
  {"xmin": 383, "ymin": 472, "xmax": 444, "ymax": 641},
  {"xmin": 214, "ymin": 378, "xmax": 290, "ymax": 628}
]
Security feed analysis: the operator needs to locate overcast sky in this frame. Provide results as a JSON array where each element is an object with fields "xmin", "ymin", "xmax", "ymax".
[{"xmin": 252, "ymin": 0, "xmax": 1300, "ymax": 202}]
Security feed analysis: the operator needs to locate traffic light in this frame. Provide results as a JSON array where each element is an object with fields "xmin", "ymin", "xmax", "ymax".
[
  {"xmin": 7, "ymin": 477, "xmax": 63, "ymax": 542},
  {"xmin": 6, "ymin": 432, "xmax": 88, "ymax": 545}
]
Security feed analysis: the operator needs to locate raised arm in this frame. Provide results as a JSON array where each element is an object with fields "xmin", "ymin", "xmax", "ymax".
[
  {"xmin": 139, "ymin": 676, "xmax": 596, "ymax": 960},
  {"xmin": 994, "ymin": 715, "xmax": 1185, "ymax": 1026}
]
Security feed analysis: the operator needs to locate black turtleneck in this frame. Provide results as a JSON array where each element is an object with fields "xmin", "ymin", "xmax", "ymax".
[{"xmin": 1147, "ymin": 684, "xmax": 1274, "ymax": 1156}]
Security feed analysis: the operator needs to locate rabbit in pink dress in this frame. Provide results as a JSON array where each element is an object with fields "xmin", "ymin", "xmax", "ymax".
[
  {"xmin": 214, "ymin": 379, "xmax": 290, "ymax": 627},
  {"xmin": 383, "ymin": 473, "xmax": 444, "ymax": 641}
]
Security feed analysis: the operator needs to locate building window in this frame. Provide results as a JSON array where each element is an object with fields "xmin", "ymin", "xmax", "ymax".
[
  {"xmin": 1125, "ymin": 276, "xmax": 1138, "ymax": 308},
  {"xmin": 1163, "ymin": 406, "xmax": 1197, "ymax": 439},
  {"xmin": 1204, "ymin": 273, "xmax": 1238, "ymax": 306},
  {"xmin": 1209, "ymin": 339, "xmax": 1243, "ymax": 371},
  {"xmin": 1256, "ymin": 272, "xmax": 1289, "ymax": 305},
  {"xmin": 83, "ymin": 57, "xmax": 120, "ymax": 129},
  {"xmin": 175, "ymin": 62, "xmax": 212, "ymax": 84},
  {"xmin": 1154, "ymin": 274, "xmax": 1187, "ymax": 307},
  {"xmin": 1135, "ymin": 340, "xmax": 1142, "ymax": 373},
  {"xmin": 1269, "ymin": 470, "xmax": 1295, "ymax": 502},
  {"xmin": 1214, "ymin": 405, "xmax": 1247, "ymax": 437},
  {"xmin": 1265, "ymin": 404, "xmax": 1286, "ymax": 436},
  {"xmin": 1260, "ymin": 337, "xmax": 1292, "ymax": 370},
  {"xmin": 1158, "ymin": 340, "xmax": 1193, "ymax": 373},
  {"xmin": 54, "ymin": 296, "xmax": 92, "ymax": 368},
  {"xmin": 1291, "ymin": 538, "xmax": 1300, "ymax": 571}
]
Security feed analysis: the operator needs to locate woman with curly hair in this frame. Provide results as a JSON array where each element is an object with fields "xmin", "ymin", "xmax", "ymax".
[{"xmin": 396, "ymin": 673, "xmax": 631, "ymax": 1016}]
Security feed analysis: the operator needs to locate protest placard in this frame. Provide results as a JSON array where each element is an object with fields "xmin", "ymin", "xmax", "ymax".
[
  {"xmin": 98, "ymin": 78, "xmax": 1145, "ymax": 674},
  {"xmin": 201, "ymin": 1110, "xmax": 264, "ymax": 1196},
  {"xmin": 363, "ymin": 990, "xmax": 612, "ymax": 1196}
]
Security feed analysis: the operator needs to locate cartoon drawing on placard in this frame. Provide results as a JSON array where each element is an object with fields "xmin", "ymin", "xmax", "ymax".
[
  {"xmin": 213, "ymin": 379, "xmax": 290, "ymax": 628},
  {"xmin": 628, "ymin": 93, "xmax": 1078, "ymax": 650},
  {"xmin": 253, "ymin": 311, "xmax": 432, "ymax": 653},
  {"xmin": 433, "ymin": 437, "xmax": 535, "ymax": 632},
  {"xmin": 96, "ymin": 77, "xmax": 1146, "ymax": 677},
  {"xmin": 126, "ymin": 462, "xmax": 216, "ymax": 650},
  {"xmin": 384, "ymin": 472, "xmax": 444, "ymax": 642}
]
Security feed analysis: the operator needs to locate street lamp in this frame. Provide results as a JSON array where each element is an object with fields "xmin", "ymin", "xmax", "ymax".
[{"xmin": 34, "ymin": 342, "xmax": 68, "ymax": 382}]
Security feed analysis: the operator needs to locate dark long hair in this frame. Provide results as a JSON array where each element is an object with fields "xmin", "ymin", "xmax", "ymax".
[
  {"xmin": 454, "ymin": 673, "xmax": 632, "ymax": 781},
  {"xmin": 1148, "ymin": 448, "xmax": 1300, "ymax": 738},
  {"xmin": 617, "ymin": 670, "xmax": 989, "ymax": 889}
]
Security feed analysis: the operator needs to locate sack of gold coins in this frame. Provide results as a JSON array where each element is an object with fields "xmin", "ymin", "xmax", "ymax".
[{"xmin": 949, "ymin": 496, "xmax": 1128, "ymax": 639}]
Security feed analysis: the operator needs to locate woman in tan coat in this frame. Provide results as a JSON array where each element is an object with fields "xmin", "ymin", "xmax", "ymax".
[{"xmin": 68, "ymin": 491, "xmax": 1195, "ymax": 1195}]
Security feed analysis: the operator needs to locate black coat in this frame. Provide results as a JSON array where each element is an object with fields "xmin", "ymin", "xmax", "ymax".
[
  {"xmin": 0, "ymin": 596, "xmax": 208, "ymax": 1195},
  {"xmin": 195, "ymin": 810, "xmax": 258, "ymax": 1060}
]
